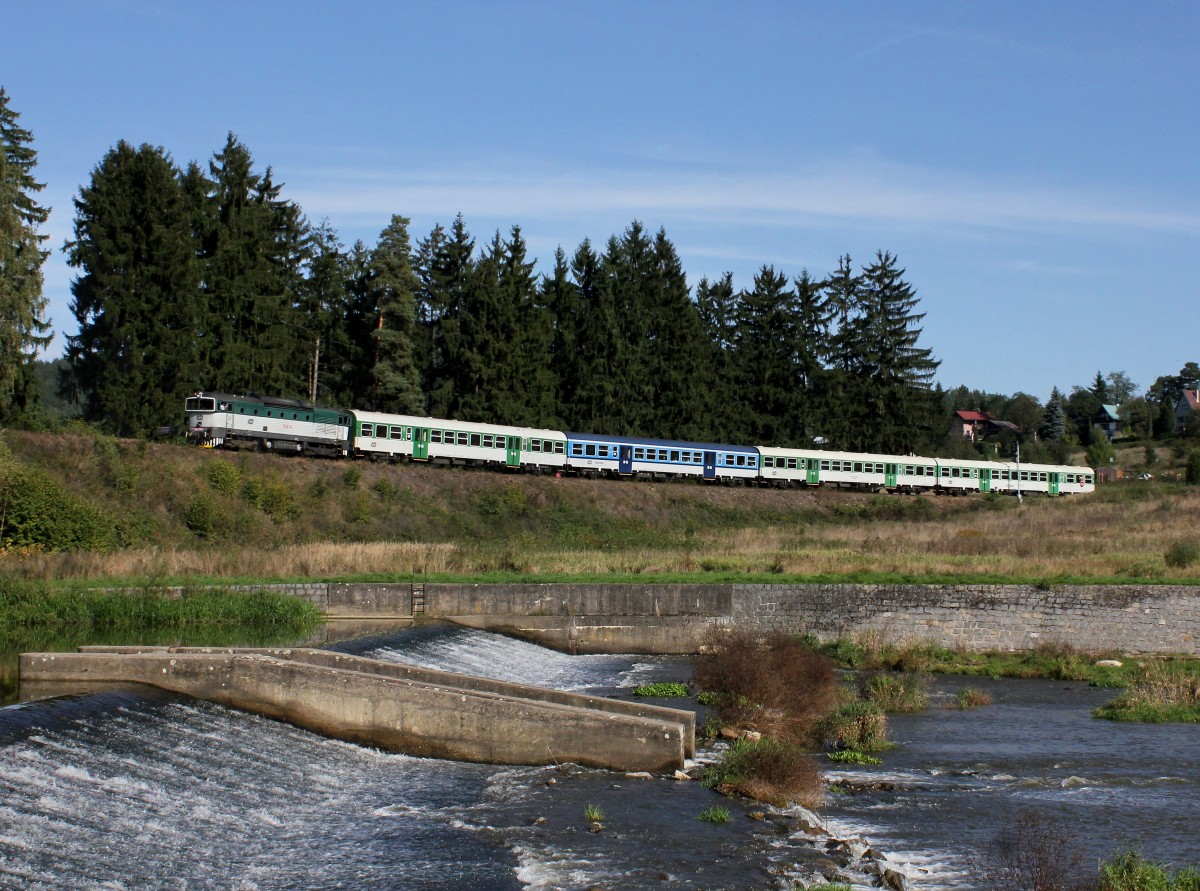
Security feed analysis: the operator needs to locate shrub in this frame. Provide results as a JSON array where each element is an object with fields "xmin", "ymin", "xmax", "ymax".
[
  {"xmin": 704, "ymin": 737, "xmax": 822, "ymax": 808},
  {"xmin": 184, "ymin": 492, "xmax": 221, "ymax": 538},
  {"xmin": 206, "ymin": 460, "xmax": 242, "ymax": 496},
  {"xmin": 0, "ymin": 460, "xmax": 118, "ymax": 552},
  {"xmin": 816, "ymin": 701, "xmax": 888, "ymax": 752},
  {"xmin": 978, "ymin": 809, "xmax": 1092, "ymax": 891},
  {"xmin": 858, "ymin": 671, "xmax": 928, "ymax": 712},
  {"xmin": 692, "ymin": 627, "xmax": 837, "ymax": 743},
  {"xmin": 341, "ymin": 466, "xmax": 361, "ymax": 489},
  {"xmin": 1187, "ymin": 450, "xmax": 1200, "ymax": 485},
  {"xmin": 1165, "ymin": 539, "xmax": 1200, "ymax": 569},
  {"xmin": 697, "ymin": 805, "xmax": 731, "ymax": 823},
  {"xmin": 956, "ymin": 687, "xmax": 993, "ymax": 709},
  {"xmin": 373, "ymin": 478, "xmax": 396, "ymax": 499},
  {"xmin": 583, "ymin": 804, "xmax": 603, "ymax": 823}
]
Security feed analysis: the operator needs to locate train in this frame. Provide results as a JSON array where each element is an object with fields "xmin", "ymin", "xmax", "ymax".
[{"xmin": 183, "ymin": 391, "xmax": 1096, "ymax": 497}]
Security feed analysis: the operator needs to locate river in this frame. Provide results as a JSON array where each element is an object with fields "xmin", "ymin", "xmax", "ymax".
[{"xmin": 1, "ymin": 624, "xmax": 1197, "ymax": 889}]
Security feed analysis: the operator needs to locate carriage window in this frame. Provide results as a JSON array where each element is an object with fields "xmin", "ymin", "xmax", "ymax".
[
  {"xmin": 531, "ymin": 439, "xmax": 542, "ymax": 452},
  {"xmin": 571, "ymin": 443, "xmax": 582, "ymax": 456},
  {"xmin": 429, "ymin": 430, "xmax": 441, "ymax": 443},
  {"xmin": 584, "ymin": 443, "xmax": 596, "ymax": 457},
  {"xmin": 360, "ymin": 423, "xmax": 373, "ymax": 437},
  {"xmin": 633, "ymin": 448, "xmax": 645, "ymax": 459}
]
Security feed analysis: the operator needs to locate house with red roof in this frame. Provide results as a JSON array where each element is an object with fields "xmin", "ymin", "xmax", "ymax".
[
  {"xmin": 950, "ymin": 410, "xmax": 1021, "ymax": 442},
  {"xmin": 1175, "ymin": 389, "xmax": 1200, "ymax": 434}
]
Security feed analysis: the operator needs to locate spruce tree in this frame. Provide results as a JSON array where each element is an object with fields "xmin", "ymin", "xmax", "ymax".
[
  {"xmin": 793, "ymin": 269, "xmax": 833, "ymax": 445},
  {"xmin": 569, "ymin": 238, "xmax": 622, "ymax": 432},
  {"xmin": 63, "ymin": 141, "xmax": 200, "ymax": 434},
  {"xmin": 201, "ymin": 133, "xmax": 309, "ymax": 397},
  {"xmin": 695, "ymin": 272, "xmax": 739, "ymax": 441},
  {"xmin": 734, "ymin": 265, "xmax": 799, "ymax": 445},
  {"xmin": 821, "ymin": 255, "xmax": 863, "ymax": 449},
  {"xmin": 425, "ymin": 215, "xmax": 475, "ymax": 418},
  {"xmin": 0, "ymin": 87, "xmax": 52, "ymax": 422},
  {"xmin": 366, "ymin": 215, "xmax": 423, "ymax": 413},
  {"xmin": 542, "ymin": 246, "xmax": 579, "ymax": 427},
  {"xmin": 1039, "ymin": 386, "xmax": 1066, "ymax": 441},
  {"xmin": 854, "ymin": 250, "xmax": 940, "ymax": 453}
]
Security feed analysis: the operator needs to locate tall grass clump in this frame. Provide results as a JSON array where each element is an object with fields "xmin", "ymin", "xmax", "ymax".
[
  {"xmin": 858, "ymin": 671, "xmax": 928, "ymax": 712},
  {"xmin": 692, "ymin": 627, "xmax": 837, "ymax": 743},
  {"xmin": 1093, "ymin": 661, "xmax": 1200, "ymax": 723},
  {"xmin": 703, "ymin": 737, "xmax": 823, "ymax": 808},
  {"xmin": 816, "ymin": 700, "xmax": 889, "ymax": 752}
]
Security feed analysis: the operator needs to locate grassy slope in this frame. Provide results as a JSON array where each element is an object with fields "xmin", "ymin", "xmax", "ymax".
[{"xmin": 3, "ymin": 429, "xmax": 1200, "ymax": 586}]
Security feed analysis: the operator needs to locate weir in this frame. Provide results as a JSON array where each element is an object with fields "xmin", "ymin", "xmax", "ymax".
[{"xmin": 18, "ymin": 646, "xmax": 693, "ymax": 772}]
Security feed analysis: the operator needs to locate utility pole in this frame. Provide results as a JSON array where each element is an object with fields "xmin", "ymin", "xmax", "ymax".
[
  {"xmin": 309, "ymin": 336, "xmax": 320, "ymax": 403},
  {"xmin": 1015, "ymin": 440, "xmax": 1022, "ymax": 504}
]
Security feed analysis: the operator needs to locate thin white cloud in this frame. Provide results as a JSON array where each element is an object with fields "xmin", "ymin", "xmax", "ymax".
[{"xmin": 286, "ymin": 157, "xmax": 1200, "ymax": 241}]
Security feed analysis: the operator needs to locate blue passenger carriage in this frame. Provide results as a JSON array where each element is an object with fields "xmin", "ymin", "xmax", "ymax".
[{"xmin": 564, "ymin": 432, "xmax": 758, "ymax": 482}]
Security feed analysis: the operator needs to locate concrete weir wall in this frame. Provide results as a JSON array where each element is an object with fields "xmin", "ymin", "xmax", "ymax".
[
  {"xmin": 19, "ymin": 647, "xmax": 691, "ymax": 772},
  {"xmin": 304, "ymin": 582, "xmax": 1199, "ymax": 655}
]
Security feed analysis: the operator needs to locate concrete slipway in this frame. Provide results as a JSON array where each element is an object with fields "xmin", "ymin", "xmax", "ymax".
[{"xmin": 19, "ymin": 646, "xmax": 693, "ymax": 772}]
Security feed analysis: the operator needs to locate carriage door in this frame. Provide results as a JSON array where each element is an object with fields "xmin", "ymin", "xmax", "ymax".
[
  {"xmin": 413, "ymin": 427, "xmax": 430, "ymax": 460},
  {"xmin": 885, "ymin": 463, "xmax": 898, "ymax": 488},
  {"xmin": 806, "ymin": 458, "xmax": 820, "ymax": 485},
  {"xmin": 1048, "ymin": 472, "xmax": 1060, "ymax": 495},
  {"xmin": 979, "ymin": 466, "xmax": 992, "ymax": 493},
  {"xmin": 618, "ymin": 445, "xmax": 633, "ymax": 475},
  {"xmin": 703, "ymin": 451, "xmax": 717, "ymax": 480},
  {"xmin": 506, "ymin": 436, "xmax": 522, "ymax": 468}
]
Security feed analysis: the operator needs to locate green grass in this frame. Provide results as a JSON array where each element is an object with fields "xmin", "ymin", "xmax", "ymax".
[
  {"xmin": 1098, "ymin": 850, "xmax": 1200, "ymax": 891},
  {"xmin": 0, "ymin": 577, "xmax": 322, "ymax": 643},
  {"xmin": 825, "ymin": 750, "xmax": 882, "ymax": 765},
  {"xmin": 632, "ymin": 681, "xmax": 689, "ymax": 697},
  {"xmin": 583, "ymin": 804, "xmax": 604, "ymax": 823},
  {"xmin": 1093, "ymin": 661, "xmax": 1200, "ymax": 723},
  {"xmin": 697, "ymin": 805, "xmax": 731, "ymax": 823}
]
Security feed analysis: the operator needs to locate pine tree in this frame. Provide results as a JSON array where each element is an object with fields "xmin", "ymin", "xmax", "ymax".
[
  {"xmin": 0, "ymin": 87, "xmax": 52, "ymax": 422},
  {"xmin": 295, "ymin": 219, "xmax": 354, "ymax": 405},
  {"xmin": 366, "ymin": 215, "xmax": 423, "ymax": 413},
  {"xmin": 63, "ymin": 141, "xmax": 201, "ymax": 434}
]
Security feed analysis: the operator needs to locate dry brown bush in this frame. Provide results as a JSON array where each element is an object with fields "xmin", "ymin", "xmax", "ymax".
[{"xmin": 692, "ymin": 626, "xmax": 837, "ymax": 743}]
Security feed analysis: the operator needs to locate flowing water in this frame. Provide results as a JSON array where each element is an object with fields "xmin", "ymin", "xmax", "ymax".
[
  {"xmin": 2, "ymin": 625, "xmax": 1198, "ymax": 889},
  {"xmin": 822, "ymin": 674, "xmax": 1200, "ymax": 889}
]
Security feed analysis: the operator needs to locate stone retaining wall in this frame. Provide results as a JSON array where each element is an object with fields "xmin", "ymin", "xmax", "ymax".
[{"xmin": 178, "ymin": 581, "xmax": 1199, "ymax": 655}]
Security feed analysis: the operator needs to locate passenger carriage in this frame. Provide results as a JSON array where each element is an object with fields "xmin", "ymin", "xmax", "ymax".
[
  {"xmin": 564, "ymin": 432, "xmax": 759, "ymax": 482},
  {"xmin": 184, "ymin": 392, "xmax": 351, "ymax": 456},
  {"xmin": 989, "ymin": 462, "xmax": 1095, "ymax": 496},
  {"xmin": 353, "ymin": 412, "xmax": 567, "ymax": 472},
  {"xmin": 932, "ymin": 457, "xmax": 1001, "ymax": 494},
  {"xmin": 758, "ymin": 447, "xmax": 938, "ymax": 492}
]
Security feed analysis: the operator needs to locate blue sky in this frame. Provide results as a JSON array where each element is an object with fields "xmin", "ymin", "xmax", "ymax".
[{"xmin": 8, "ymin": 1, "xmax": 1198, "ymax": 402}]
